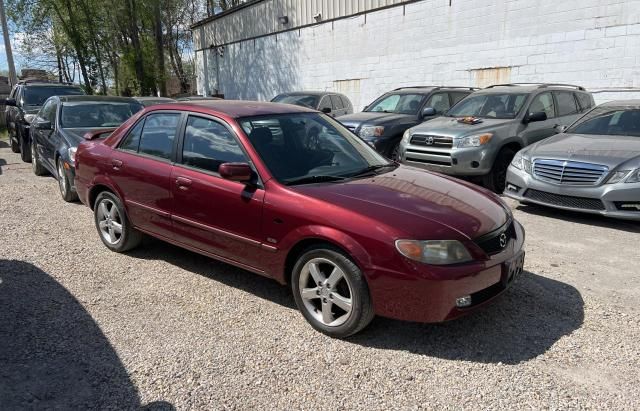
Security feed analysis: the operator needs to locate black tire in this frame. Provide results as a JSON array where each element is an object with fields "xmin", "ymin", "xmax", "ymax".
[
  {"xmin": 9, "ymin": 130, "xmax": 20, "ymax": 153},
  {"xmin": 291, "ymin": 246, "xmax": 374, "ymax": 338},
  {"xmin": 483, "ymin": 147, "xmax": 516, "ymax": 194},
  {"xmin": 57, "ymin": 158, "xmax": 78, "ymax": 202},
  {"xmin": 93, "ymin": 191, "xmax": 143, "ymax": 252},
  {"xmin": 389, "ymin": 142, "xmax": 400, "ymax": 162},
  {"xmin": 20, "ymin": 131, "xmax": 32, "ymax": 163},
  {"xmin": 31, "ymin": 140, "xmax": 47, "ymax": 176}
]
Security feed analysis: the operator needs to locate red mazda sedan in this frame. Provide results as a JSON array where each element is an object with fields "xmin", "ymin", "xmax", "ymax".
[{"xmin": 75, "ymin": 101, "xmax": 525, "ymax": 337}]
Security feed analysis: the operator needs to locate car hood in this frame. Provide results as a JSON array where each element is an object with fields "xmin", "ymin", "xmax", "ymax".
[
  {"xmin": 292, "ymin": 166, "xmax": 509, "ymax": 240},
  {"xmin": 410, "ymin": 116, "xmax": 512, "ymax": 138},
  {"xmin": 527, "ymin": 133, "xmax": 640, "ymax": 167},
  {"xmin": 338, "ymin": 112, "xmax": 415, "ymax": 128}
]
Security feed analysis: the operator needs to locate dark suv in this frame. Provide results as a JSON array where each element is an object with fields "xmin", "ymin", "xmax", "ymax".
[
  {"xmin": 5, "ymin": 80, "xmax": 85, "ymax": 161},
  {"xmin": 338, "ymin": 86, "xmax": 477, "ymax": 159}
]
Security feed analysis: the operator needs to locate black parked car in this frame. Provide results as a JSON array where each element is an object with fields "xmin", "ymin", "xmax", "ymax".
[
  {"xmin": 338, "ymin": 86, "xmax": 477, "ymax": 160},
  {"xmin": 30, "ymin": 95, "xmax": 143, "ymax": 201},
  {"xmin": 4, "ymin": 80, "xmax": 85, "ymax": 162},
  {"xmin": 271, "ymin": 91, "xmax": 354, "ymax": 117}
]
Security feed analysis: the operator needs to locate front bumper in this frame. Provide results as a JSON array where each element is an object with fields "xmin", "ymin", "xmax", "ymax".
[
  {"xmin": 505, "ymin": 165, "xmax": 640, "ymax": 221},
  {"xmin": 400, "ymin": 143, "xmax": 493, "ymax": 176},
  {"xmin": 368, "ymin": 221, "xmax": 526, "ymax": 323}
]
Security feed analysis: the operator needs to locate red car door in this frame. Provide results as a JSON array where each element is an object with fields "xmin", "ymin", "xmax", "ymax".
[
  {"xmin": 109, "ymin": 111, "xmax": 182, "ymax": 239},
  {"xmin": 170, "ymin": 114, "xmax": 268, "ymax": 272}
]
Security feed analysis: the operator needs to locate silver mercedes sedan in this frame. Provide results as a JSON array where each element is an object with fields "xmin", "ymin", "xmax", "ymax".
[{"xmin": 505, "ymin": 100, "xmax": 640, "ymax": 221}]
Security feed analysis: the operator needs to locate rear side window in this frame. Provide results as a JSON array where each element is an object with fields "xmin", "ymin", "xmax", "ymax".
[
  {"xmin": 138, "ymin": 113, "xmax": 180, "ymax": 160},
  {"xmin": 120, "ymin": 120, "xmax": 144, "ymax": 152},
  {"xmin": 318, "ymin": 96, "xmax": 332, "ymax": 112},
  {"xmin": 529, "ymin": 92, "xmax": 556, "ymax": 119},
  {"xmin": 576, "ymin": 93, "xmax": 593, "ymax": 112},
  {"xmin": 555, "ymin": 92, "xmax": 579, "ymax": 116},
  {"xmin": 40, "ymin": 99, "xmax": 57, "ymax": 123},
  {"xmin": 330, "ymin": 95, "xmax": 344, "ymax": 110},
  {"xmin": 340, "ymin": 96, "xmax": 351, "ymax": 110},
  {"xmin": 181, "ymin": 116, "xmax": 247, "ymax": 174}
]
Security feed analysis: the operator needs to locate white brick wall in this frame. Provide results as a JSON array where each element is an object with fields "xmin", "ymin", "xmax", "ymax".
[{"xmin": 196, "ymin": 0, "xmax": 640, "ymax": 110}]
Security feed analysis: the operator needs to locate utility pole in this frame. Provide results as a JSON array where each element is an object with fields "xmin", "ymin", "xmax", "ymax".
[{"xmin": 0, "ymin": 0, "xmax": 17, "ymax": 86}]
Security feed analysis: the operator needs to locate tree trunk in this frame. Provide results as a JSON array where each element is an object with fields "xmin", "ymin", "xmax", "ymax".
[
  {"xmin": 153, "ymin": 0, "xmax": 167, "ymax": 96},
  {"xmin": 127, "ymin": 0, "xmax": 146, "ymax": 94}
]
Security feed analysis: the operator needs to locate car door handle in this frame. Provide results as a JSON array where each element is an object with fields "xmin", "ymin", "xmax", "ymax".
[
  {"xmin": 175, "ymin": 176, "xmax": 192, "ymax": 190},
  {"xmin": 111, "ymin": 159, "xmax": 123, "ymax": 169}
]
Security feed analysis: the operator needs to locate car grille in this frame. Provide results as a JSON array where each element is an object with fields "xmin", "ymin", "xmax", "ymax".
[
  {"xmin": 410, "ymin": 134, "xmax": 453, "ymax": 148},
  {"xmin": 523, "ymin": 189, "xmax": 605, "ymax": 210},
  {"xmin": 533, "ymin": 159, "xmax": 608, "ymax": 186},
  {"xmin": 474, "ymin": 220, "xmax": 516, "ymax": 256}
]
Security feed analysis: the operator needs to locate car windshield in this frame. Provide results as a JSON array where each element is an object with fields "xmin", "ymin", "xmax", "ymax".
[
  {"xmin": 61, "ymin": 102, "xmax": 143, "ymax": 128},
  {"xmin": 568, "ymin": 108, "xmax": 640, "ymax": 137},
  {"xmin": 271, "ymin": 95, "xmax": 320, "ymax": 109},
  {"xmin": 23, "ymin": 86, "xmax": 85, "ymax": 106},
  {"xmin": 446, "ymin": 93, "xmax": 528, "ymax": 119},
  {"xmin": 239, "ymin": 113, "xmax": 392, "ymax": 185},
  {"xmin": 365, "ymin": 93, "xmax": 426, "ymax": 115}
]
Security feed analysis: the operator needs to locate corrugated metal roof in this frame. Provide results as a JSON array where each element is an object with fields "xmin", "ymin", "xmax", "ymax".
[{"xmin": 193, "ymin": 0, "xmax": 417, "ymax": 48}]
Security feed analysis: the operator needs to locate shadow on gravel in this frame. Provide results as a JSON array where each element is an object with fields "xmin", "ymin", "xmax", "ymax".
[
  {"xmin": 516, "ymin": 203, "xmax": 640, "ymax": 233},
  {"xmin": 350, "ymin": 271, "xmax": 584, "ymax": 364},
  {"xmin": 0, "ymin": 260, "xmax": 174, "ymax": 410},
  {"xmin": 127, "ymin": 238, "xmax": 295, "ymax": 309}
]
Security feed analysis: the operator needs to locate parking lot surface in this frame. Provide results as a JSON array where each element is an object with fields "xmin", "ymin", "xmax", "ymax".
[{"xmin": 1, "ymin": 139, "xmax": 639, "ymax": 409}]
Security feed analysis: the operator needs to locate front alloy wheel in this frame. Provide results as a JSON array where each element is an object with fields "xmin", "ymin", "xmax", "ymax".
[
  {"xmin": 292, "ymin": 247, "xmax": 374, "ymax": 338},
  {"xmin": 57, "ymin": 159, "xmax": 77, "ymax": 202}
]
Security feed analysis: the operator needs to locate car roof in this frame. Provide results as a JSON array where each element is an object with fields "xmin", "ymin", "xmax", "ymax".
[
  {"xmin": 600, "ymin": 100, "xmax": 640, "ymax": 109},
  {"xmin": 135, "ymin": 96, "xmax": 175, "ymax": 101},
  {"xmin": 476, "ymin": 83, "xmax": 587, "ymax": 94},
  {"xmin": 58, "ymin": 95, "xmax": 140, "ymax": 104},
  {"xmin": 152, "ymin": 100, "xmax": 317, "ymax": 118},
  {"xmin": 21, "ymin": 82, "xmax": 83, "ymax": 88},
  {"xmin": 275, "ymin": 91, "xmax": 334, "ymax": 97}
]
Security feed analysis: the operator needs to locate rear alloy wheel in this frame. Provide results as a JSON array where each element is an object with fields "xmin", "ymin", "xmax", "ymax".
[
  {"xmin": 292, "ymin": 247, "xmax": 374, "ymax": 338},
  {"xmin": 57, "ymin": 158, "xmax": 78, "ymax": 202},
  {"xmin": 31, "ymin": 141, "xmax": 47, "ymax": 176},
  {"xmin": 94, "ymin": 191, "xmax": 142, "ymax": 252},
  {"xmin": 483, "ymin": 147, "xmax": 516, "ymax": 194}
]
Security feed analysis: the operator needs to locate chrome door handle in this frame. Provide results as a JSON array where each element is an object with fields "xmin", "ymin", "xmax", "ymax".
[
  {"xmin": 175, "ymin": 176, "xmax": 192, "ymax": 190},
  {"xmin": 111, "ymin": 159, "xmax": 123, "ymax": 169}
]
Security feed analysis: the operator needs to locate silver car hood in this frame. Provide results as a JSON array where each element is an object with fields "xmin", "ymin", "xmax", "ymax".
[
  {"xmin": 410, "ymin": 116, "xmax": 512, "ymax": 138},
  {"xmin": 528, "ymin": 133, "xmax": 640, "ymax": 168}
]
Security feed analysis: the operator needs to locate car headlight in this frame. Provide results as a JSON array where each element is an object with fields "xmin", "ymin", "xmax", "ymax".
[
  {"xmin": 457, "ymin": 133, "xmax": 493, "ymax": 148},
  {"xmin": 395, "ymin": 239, "xmax": 473, "ymax": 265},
  {"xmin": 625, "ymin": 169, "xmax": 640, "ymax": 183},
  {"xmin": 68, "ymin": 147, "xmax": 77, "ymax": 165},
  {"xmin": 607, "ymin": 170, "xmax": 631, "ymax": 184},
  {"xmin": 510, "ymin": 151, "xmax": 532, "ymax": 174},
  {"xmin": 359, "ymin": 126, "xmax": 385, "ymax": 138},
  {"xmin": 24, "ymin": 114, "xmax": 37, "ymax": 124},
  {"xmin": 402, "ymin": 129, "xmax": 412, "ymax": 144}
]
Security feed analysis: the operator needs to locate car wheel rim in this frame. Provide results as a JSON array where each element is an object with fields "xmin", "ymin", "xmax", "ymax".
[
  {"xmin": 57, "ymin": 161, "xmax": 67, "ymax": 195},
  {"xmin": 298, "ymin": 257, "xmax": 353, "ymax": 327},
  {"xmin": 31, "ymin": 144, "xmax": 37, "ymax": 172},
  {"xmin": 96, "ymin": 199, "xmax": 123, "ymax": 245}
]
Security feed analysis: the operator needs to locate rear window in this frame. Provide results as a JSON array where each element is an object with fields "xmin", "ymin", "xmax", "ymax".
[{"xmin": 23, "ymin": 86, "xmax": 85, "ymax": 106}]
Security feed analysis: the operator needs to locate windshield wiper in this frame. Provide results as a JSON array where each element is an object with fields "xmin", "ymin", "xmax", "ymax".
[
  {"xmin": 349, "ymin": 163, "xmax": 397, "ymax": 177},
  {"xmin": 284, "ymin": 175, "xmax": 347, "ymax": 186}
]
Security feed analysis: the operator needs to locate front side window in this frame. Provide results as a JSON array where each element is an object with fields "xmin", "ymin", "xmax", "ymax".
[
  {"xmin": 529, "ymin": 92, "xmax": 555, "ymax": 119},
  {"xmin": 22, "ymin": 87, "xmax": 85, "ymax": 107},
  {"xmin": 182, "ymin": 116, "xmax": 247, "ymax": 173},
  {"xmin": 61, "ymin": 102, "xmax": 143, "ymax": 128},
  {"xmin": 447, "ymin": 93, "xmax": 527, "ymax": 119},
  {"xmin": 568, "ymin": 108, "xmax": 640, "ymax": 137},
  {"xmin": 318, "ymin": 96, "xmax": 332, "ymax": 112},
  {"xmin": 366, "ymin": 93, "xmax": 426, "ymax": 115},
  {"xmin": 426, "ymin": 93, "xmax": 450, "ymax": 114},
  {"xmin": 239, "ymin": 113, "xmax": 390, "ymax": 184},
  {"xmin": 39, "ymin": 99, "xmax": 56, "ymax": 123},
  {"xmin": 137, "ymin": 113, "xmax": 180, "ymax": 160},
  {"xmin": 555, "ymin": 92, "xmax": 579, "ymax": 116},
  {"xmin": 119, "ymin": 120, "xmax": 144, "ymax": 152}
]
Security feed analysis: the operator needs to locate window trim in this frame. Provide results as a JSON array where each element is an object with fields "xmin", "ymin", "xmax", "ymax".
[{"xmin": 175, "ymin": 112, "xmax": 262, "ymax": 187}]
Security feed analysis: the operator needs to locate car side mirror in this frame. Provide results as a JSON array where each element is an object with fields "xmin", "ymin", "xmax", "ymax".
[
  {"xmin": 5, "ymin": 98, "xmax": 16, "ymax": 107},
  {"xmin": 554, "ymin": 124, "xmax": 568, "ymax": 133},
  {"xmin": 321, "ymin": 107, "xmax": 332, "ymax": 114},
  {"xmin": 422, "ymin": 107, "xmax": 437, "ymax": 117},
  {"xmin": 525, "ymin": 111, "xmax": 547, "ymax": 124},
  {"xmin": 34, "ymin": 120, "xmax": 52, "ymax": 130},
  {"xmin": 219, "ymin": 162, "xmax": 253, "ymax": 183}
]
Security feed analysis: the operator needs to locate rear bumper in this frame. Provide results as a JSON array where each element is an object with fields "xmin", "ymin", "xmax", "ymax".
[
  {"xmin": 368, "ymin": 221, "xmax": 526, "ymax": 323},
  {"xmin": 505, "ymin": 165, "xmax": 640, "ymax": 221}
]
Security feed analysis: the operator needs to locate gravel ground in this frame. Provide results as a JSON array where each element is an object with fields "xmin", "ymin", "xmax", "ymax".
[{"xmin": 1, "ymin": 137, "xmax": 639, "ymax": 410}]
